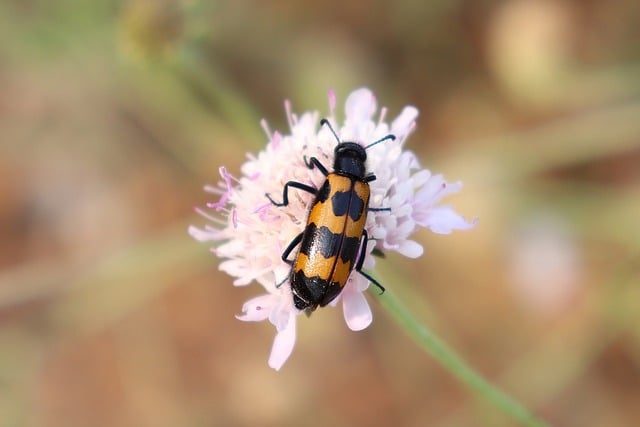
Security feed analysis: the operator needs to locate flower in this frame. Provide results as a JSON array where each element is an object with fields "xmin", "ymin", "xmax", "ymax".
[{"xmin": 189, "ymin": 87, "xmax": 476, "ymax": 370}]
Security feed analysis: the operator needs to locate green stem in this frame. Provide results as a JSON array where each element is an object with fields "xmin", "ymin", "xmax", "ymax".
[{"xmin": 374, "ymin": 289, "xmax": 550, "ymax": 427}]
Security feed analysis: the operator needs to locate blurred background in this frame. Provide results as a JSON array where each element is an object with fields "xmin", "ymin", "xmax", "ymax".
[{"xmin": 1, "ymin": 0, "xmax": 639, "ymax": 426}]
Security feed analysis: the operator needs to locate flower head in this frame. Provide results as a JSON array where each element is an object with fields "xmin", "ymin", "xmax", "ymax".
[{"xmin": 189, "ymin": 87, "xmax": 475, "ymax": 370}]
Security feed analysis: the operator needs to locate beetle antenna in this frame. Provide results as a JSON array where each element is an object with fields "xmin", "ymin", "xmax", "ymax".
[
  {"xmin": 365, "ymin": 134, "xmax": 396, "ymax": 150},
  {"xmin": 321, "ymin": 118, "xmax": 396, "ymax": 149},
  {"xmin": 320, "ymin": 118, "xmax": 341, "ymax": 144}
]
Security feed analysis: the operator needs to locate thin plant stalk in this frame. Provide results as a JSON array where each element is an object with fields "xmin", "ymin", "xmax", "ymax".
[{"xmin": 374, "ymin": 288, "xmax": 550, "ymax": 427}]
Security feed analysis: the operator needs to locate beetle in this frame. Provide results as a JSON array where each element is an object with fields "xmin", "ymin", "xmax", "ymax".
[{"xmin": 266, "ymin": 118, "xmax": 395, "ymax": 312}]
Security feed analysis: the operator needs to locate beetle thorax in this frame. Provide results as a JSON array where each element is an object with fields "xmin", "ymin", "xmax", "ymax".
[{"xmin": 333, "ymin": 142, "xmax": 367, "ymax": 178}]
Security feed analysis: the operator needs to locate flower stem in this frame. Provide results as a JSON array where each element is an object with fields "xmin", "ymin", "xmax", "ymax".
[{"xmin": 374, "ymin": 289, "xmax": 550, "ymax": 427}]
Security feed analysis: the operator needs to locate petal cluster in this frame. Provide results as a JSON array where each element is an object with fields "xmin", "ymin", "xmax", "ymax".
[{"xmin": 189, "ymin": 87, "xmax": 475, "ymax": 370}]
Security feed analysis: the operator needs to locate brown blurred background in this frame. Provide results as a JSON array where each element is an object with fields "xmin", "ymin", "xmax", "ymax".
[{"xmin": 1, "ymin": 0, "xmax": 640, "ymax": 426}]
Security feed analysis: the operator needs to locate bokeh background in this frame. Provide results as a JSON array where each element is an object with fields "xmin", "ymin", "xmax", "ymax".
[{"xmin": 2, "ymin": 0, "xmax": 640, "ymax": 426}]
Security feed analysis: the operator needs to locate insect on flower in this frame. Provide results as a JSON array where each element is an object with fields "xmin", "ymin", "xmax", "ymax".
[
  {"xmin": 266, "ymin": 119, "xmax": 395, "ymax": 313},
  {"xmin": 189, "ymin": 88, "xmax": 476, "ymax": 370}
]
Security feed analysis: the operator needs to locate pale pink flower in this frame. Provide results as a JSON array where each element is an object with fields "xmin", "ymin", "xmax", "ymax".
[{"xmin": 189, "ymin": 87, "xmax": 475, "ymax": 370}]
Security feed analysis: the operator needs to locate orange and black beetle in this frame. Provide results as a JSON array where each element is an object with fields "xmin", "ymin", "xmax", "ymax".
[{"xmin": 267, "ymin": 119, "xmax": 395, "ymax": 312}]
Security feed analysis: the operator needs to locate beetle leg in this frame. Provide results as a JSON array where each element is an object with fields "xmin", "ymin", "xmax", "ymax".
[
  {"xmin": 266, "ymin": 181, "xmax": 316, "ymax": 207},
  {"xmin": 303, "ymin": 156, "xmax": 329, "ymax": 176},
  {"xmin": 281, "ymin": 232, "xmax": 303, "ymax": 264},
  {"xmin": 355, "ymin": 229, "xmax": 386, "ymax": 294},
  {"xmin": 358, "ymin": 270, "xmax": 386, "ymax": 295},
  {"xmin": 275, "ymin": 276, "xmax": 288, "ymax": 288},
  {"xmin": 275, "ymin": 232, "xmax": 303, "ymax": 288}
]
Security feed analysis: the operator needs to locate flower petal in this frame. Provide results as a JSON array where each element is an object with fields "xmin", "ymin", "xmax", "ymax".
[
  {"xmin": 398, "ymin": 240, "xmax": 424, "ymax": 258},
  {"xmin": 345, "ymin": 88, "xmax": 377, "ymax": 126},
  {"xmin": 235, "ymin": 294, "xmax": 277, "ymax": 322},
  {"xmin": 342, "ymin": 285, "xmax": 373, "ymax": 331},
  {"xmin": 418, "ymin": 206, "xmax": 477, "ymax": 234},
  {"xmin": 187, "ymin": 225, "xmax": 212, "ymax": 242},
  {"xmin": 391, "ymin": 106, "xmax": 418, "ymax": 138},
  {"xmin": 268, "ymin": 310, "xmax": 297, "ymax": 370}
]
